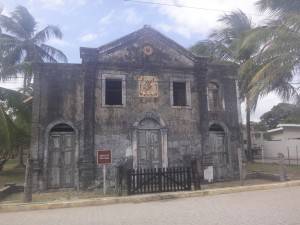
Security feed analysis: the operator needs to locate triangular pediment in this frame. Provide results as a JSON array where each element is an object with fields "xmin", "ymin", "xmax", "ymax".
[{"xmin": 80, "ymin": 26, "xmax": 196, "ymax": 68}]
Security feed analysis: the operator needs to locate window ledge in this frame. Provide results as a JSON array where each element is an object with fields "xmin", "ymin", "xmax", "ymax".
[
  {"xmin": 171, "ymin": 105, "xmax": 192, "ymax": 109},
  {"xmin": 102, "ymin": 105, "xmax": 125, "ymax": 108}
]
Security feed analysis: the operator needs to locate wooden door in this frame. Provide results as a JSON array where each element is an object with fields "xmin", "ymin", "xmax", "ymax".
[
  {"xmin": 209, "ymin": 131, "xmax": 228, "ymax": 180},
  {"xmin": 48, "ymin": 133, "xmax": 75, "ymax": 188},
  {"xmin": 61, "ymin": 134, "xmax": 75, "ymax": 187},
  {"xmin": 137, "ymin": 130, "xmax": 161, "ymax": 168},
  {"xmin": 48, "ymin": 135, "xmax": 61, "ymax": 188}
]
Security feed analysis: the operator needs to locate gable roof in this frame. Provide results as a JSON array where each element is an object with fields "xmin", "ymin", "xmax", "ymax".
[{"xmin": 80, "ymin": 25, "xmax": 199, "ymax": 63}]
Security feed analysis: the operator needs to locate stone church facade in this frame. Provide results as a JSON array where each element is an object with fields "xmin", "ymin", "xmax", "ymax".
[{"xmin": 30, "ymin": 26, "xmax": 242, "ymax": 191}]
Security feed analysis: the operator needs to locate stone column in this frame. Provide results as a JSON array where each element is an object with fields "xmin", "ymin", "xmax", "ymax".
[
  {"xmin": 79, "ymin": 63, "xmax": 97, "ymax": 189},
  {"xmin": 194, "ymin": 58, "xmax": 210, "ymax": 167}
]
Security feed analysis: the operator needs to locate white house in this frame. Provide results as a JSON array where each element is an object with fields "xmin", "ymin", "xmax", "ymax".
[{"xmin": 262, "ymin": 124, "xmax": 300, "ymax": 163}]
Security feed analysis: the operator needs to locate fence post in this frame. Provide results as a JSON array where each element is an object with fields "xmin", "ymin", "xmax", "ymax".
[
  {"xmin": 296, "ymin": 146, "xmax": 299, "ymax": 167},
  {"xmin": 287, "ymin": 147, "xmax": 290, "ymax": 166},
  {"xmin": 278, "ymin": 153, "xmax": 287, "ymax": 181},
  {"xmin": 187, "ymin": 167, "xmax": 192, "ymax": 190},
  {"xmin": 158, "ymin": 168, "xmax": 162, "ymax": 192},
  {"xmin": 127, "ymin": 169, "xmax": 131, "ymax": 195}
]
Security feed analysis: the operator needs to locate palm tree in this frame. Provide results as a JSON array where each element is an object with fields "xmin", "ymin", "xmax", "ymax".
[
  {"xmin": 191, "ymin": 10, "xmax": 256, "ymax": 160},
  {"xmin": 0, "ymin": 5, "xmax": 67, "ymax": 90},
  {"xmin": 240, "ymin": 0, "xmax": 300, "ymax": 100},
  {"xmin": 0, "ymin": 5, "xmax": 67, "ymax": 202},
  {"xmin": 191, "ymin": 10, "xmax": 298, "ymax": 161}
]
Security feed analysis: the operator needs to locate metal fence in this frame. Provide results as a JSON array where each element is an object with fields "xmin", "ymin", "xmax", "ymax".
[{"xmin": 127, "ymin": 167, "xmax": 192, "ymax": 195}]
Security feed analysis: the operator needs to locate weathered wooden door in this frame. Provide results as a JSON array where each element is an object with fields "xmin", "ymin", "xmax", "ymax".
[
  {"xmin": 48, "ymin": 133, "xmax": 75, "ymax": 188},
  {"xmin": 137, "ymin": 129, "xmax": 161, "ymax": 168},
  {"xmin": 209, "ymin": 131, "xmax": 228, "ymax": 180}
]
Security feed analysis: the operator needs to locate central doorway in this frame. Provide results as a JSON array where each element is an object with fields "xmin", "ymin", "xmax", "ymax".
[
  {"xmin": 209, "ymin": 123, "xmax": 228, "ymax": 180},
  {"xmin": 137, "ymin": 118, "xmax": 162, "ymax": 168},
  {"xmin": 48, "ymin": 123, "xmax": 75, "ymax": 189}
]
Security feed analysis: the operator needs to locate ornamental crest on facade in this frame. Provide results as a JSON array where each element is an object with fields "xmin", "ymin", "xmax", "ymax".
[{"xmin": 138, "ymin": 76, "xmax": 158, "ymax": 97}]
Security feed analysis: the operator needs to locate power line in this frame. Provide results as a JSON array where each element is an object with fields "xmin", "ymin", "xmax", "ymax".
[{"xmin": 123, "ymin": 0, "xmax": 261, "ymax": 16}]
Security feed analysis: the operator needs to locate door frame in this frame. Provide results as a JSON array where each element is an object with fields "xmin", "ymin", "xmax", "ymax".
[
  {"xmin": 137, "ymin": 128, "xmax": 162, "ymax": 168},
  {"xmin": 132, "ymin": 112, "xmax": 168, "ymax": 169},
  {"xmin": 208, "ymin": 121, "xmax": 233, "ymax": 180},
  {"xmin": 48, "ymin": 132, "xmax": 75, "ymax": 188},
  {"xmin": 43, "ymin": 120, "xmax": 79, "ymax": 190}
]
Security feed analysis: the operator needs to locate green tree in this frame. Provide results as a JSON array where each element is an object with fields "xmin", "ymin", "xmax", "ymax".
[
  {"xmin": 0, "ymin": 87, "xmax": 30, "ymax": 171},
  {"xmin": 0, "ymin": 5, "xmax": 67, "ymax": 90},
  {"xmin": 0, "ymin": 5, "xmax": 67, "ymax": 202},
  {"xmin": 260, "ymin": 103, "xmax": 300, "ymax": 129},
  {"xmin": 191, "ymin": 10, "xmax": 298, "ymax": 160},
  {"xmin": 240, "ymin": 0, "xmax": 300, "ymax": 102}
]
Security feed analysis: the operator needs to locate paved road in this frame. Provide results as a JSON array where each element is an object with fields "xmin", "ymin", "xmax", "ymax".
[{"xmin": 1, "ymin": 186, "xmax": 300, "ymax": 225}]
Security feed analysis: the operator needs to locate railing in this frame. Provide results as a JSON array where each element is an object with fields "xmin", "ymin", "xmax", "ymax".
[{"xmin": 127, "ymin": 167, "xmax": 191, "ymax": 195}]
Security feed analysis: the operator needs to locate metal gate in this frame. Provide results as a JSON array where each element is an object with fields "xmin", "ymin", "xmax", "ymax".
[{"xmin": 127, "ymin": 167, "xmax": 191, "ymax": 195}]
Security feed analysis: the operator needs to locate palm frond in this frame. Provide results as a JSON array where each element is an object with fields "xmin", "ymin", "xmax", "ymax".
[
  {"xmin": 0, "ymin": 14, "xmax": 27, "ymax": 39},
  {"xmin": 11, "ymin": 6, "xmax": 36, "ymax": 38},
  {"xmin": 33, "ymin": 25, "xmax": 62, "ymax": 44},
  {"xmin": 39, "ymin": 44, "xmax": 67, "ymax": 63}
]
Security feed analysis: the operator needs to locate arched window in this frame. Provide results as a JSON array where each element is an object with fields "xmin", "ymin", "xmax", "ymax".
[{"xmin": 207, "ymin": 82, "xmax": 223, "ymax": 111}]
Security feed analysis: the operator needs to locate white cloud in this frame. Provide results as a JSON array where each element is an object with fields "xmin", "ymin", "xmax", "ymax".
[
  {"xmin": 0, "ymin": 78, "xmax": 23, "ymax": 91},
  {"xmin": 124, "ymin": 8, "xmax": 143, "ymax": 26},
  {"xmin": 241, "ymin": 92, "xmax": 283, "ymax": 123},
  {"xmin": 28, "ymin": 0, "xmax": 88, "ymax": 11},
  {"xmin": 99, "ymin": 10, "xmax": 115, "ymax": 25},
  {"xmin": 155, "ymin": 23, "xmax": 172, "ymax": 33},
  {"xmin": 79, "ymin": 33, "xmax": 98, "ymax": 42},
  {"xmin": 47, "ymin": 38, "xmax": 72, "ymax": 47},
  {"xmin": 157, "ymin": 0, "xmax": 266, "ymax": 39}
]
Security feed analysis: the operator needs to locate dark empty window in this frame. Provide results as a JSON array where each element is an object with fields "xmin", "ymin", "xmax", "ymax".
[
  {"xmin": 173, "ymin": 82, "xmax": 187, "ymax": 106},
  {"xmin": 105, "ymin": 79, "xmax": 122, "ymax": 105},
  {"xmin": 208, "ymin": 82, "xmax": 221, "ymax": 111}
]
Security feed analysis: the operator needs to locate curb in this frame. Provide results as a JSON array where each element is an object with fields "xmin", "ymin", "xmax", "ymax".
[{"xmin": 1, "ymin": 180, "xmax": 300, "ymax": 213}]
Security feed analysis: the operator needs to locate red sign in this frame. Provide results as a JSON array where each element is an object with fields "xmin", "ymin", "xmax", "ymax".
[{"xmin": 96, "ymin": 150, "xmax": 112, "ymax": 165}]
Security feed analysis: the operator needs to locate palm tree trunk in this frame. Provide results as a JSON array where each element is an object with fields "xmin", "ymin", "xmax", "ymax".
[
  {"xmin": 246, "ymin": 96, "xmax": 253, "ymax": 161},
  {"xmin": 23, "ymin": 157, "xmax": 33, "ymax": 202},
  {"xmin": 19, "ymin": 147, "xmax": 25, "ymax": 167}
]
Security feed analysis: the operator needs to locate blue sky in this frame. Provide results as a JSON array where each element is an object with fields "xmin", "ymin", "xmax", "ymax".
[{"xmin": 0, "ymin": 0, "xmax": 283, "ymax": 121}]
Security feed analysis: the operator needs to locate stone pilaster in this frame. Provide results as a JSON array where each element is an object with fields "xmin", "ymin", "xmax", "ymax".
[
  {"xmin": 79, "ymin": 63, "xmax": 97, "ymax": 189},
  {"xmin": 194, "ymin": 58, "xmax": 211, "ymax": 166}
]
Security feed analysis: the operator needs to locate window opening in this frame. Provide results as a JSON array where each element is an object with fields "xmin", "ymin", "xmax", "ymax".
[
  {"xmin": 173, "ymin": 82, "xmax": 187, "ymax": 106},
  {"xmin": 105, "ymin": 79, "xmax": 122, "ymax": 105}
]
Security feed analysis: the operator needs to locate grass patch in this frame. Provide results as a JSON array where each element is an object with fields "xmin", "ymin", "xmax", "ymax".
[
  {"xmin": 247, "ymin": 162, "xmax": 300, "ymax": 179},
  {"xmin": 1, "ymin": 189, "xmax": 114, "ymax": 204},
  {"xmin": 0, "ymin": 159, "xmax": 25, "ymax": 188}
]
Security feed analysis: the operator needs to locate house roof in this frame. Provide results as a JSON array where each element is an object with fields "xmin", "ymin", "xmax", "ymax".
[
  {"xmin": 267, "ymin": 124, "xmax": 300, "ymax": 133},
  {"xmin": 267, "ymin": 127, "xmax": 284, "ymax": 133},
  {"xmin": 80, "ymin": 25, "xmax": 204, "ymax": 63},
  {"xmin": 277, "ymin": 124, "xmax": 300, "ymax": 128}
]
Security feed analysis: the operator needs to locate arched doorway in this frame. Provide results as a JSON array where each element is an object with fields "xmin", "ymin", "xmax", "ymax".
[
  {"xmin": 137, "ymin": 118, "xmax": 162, "ymax": 168},
  {"xmin": 48, "ymin": 123, "xmax": 75, "ymax": 188},
  {"xmin": 209, "ymin": 123, "xmax": 228, "ymax": 180}
]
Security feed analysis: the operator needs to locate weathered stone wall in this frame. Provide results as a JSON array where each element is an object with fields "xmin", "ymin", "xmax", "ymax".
[
  {"xmin": 93, "ymin": 67, "xmax": 203, "ymax": 187},
  {"xmin": 31, "ymin": 27, "xmax": 242, "ymax": 191},
  {"xmin": 32, "ymin": 63, "xmax": 85, "ymax": 190},
  {"xmin": 206, "ymin": 62, "xmax": 241, "ymax": 178}
]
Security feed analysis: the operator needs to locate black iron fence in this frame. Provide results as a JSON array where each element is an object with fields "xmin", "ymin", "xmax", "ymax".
[{"xmin": 127, "ymin": 167, "xmax": 192, "ymax": 195}]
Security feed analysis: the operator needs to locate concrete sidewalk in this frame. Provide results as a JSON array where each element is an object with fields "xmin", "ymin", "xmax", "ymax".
[{"xmin": 1, "ymin": 180, "xmax": 300, "ymax": 213}]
